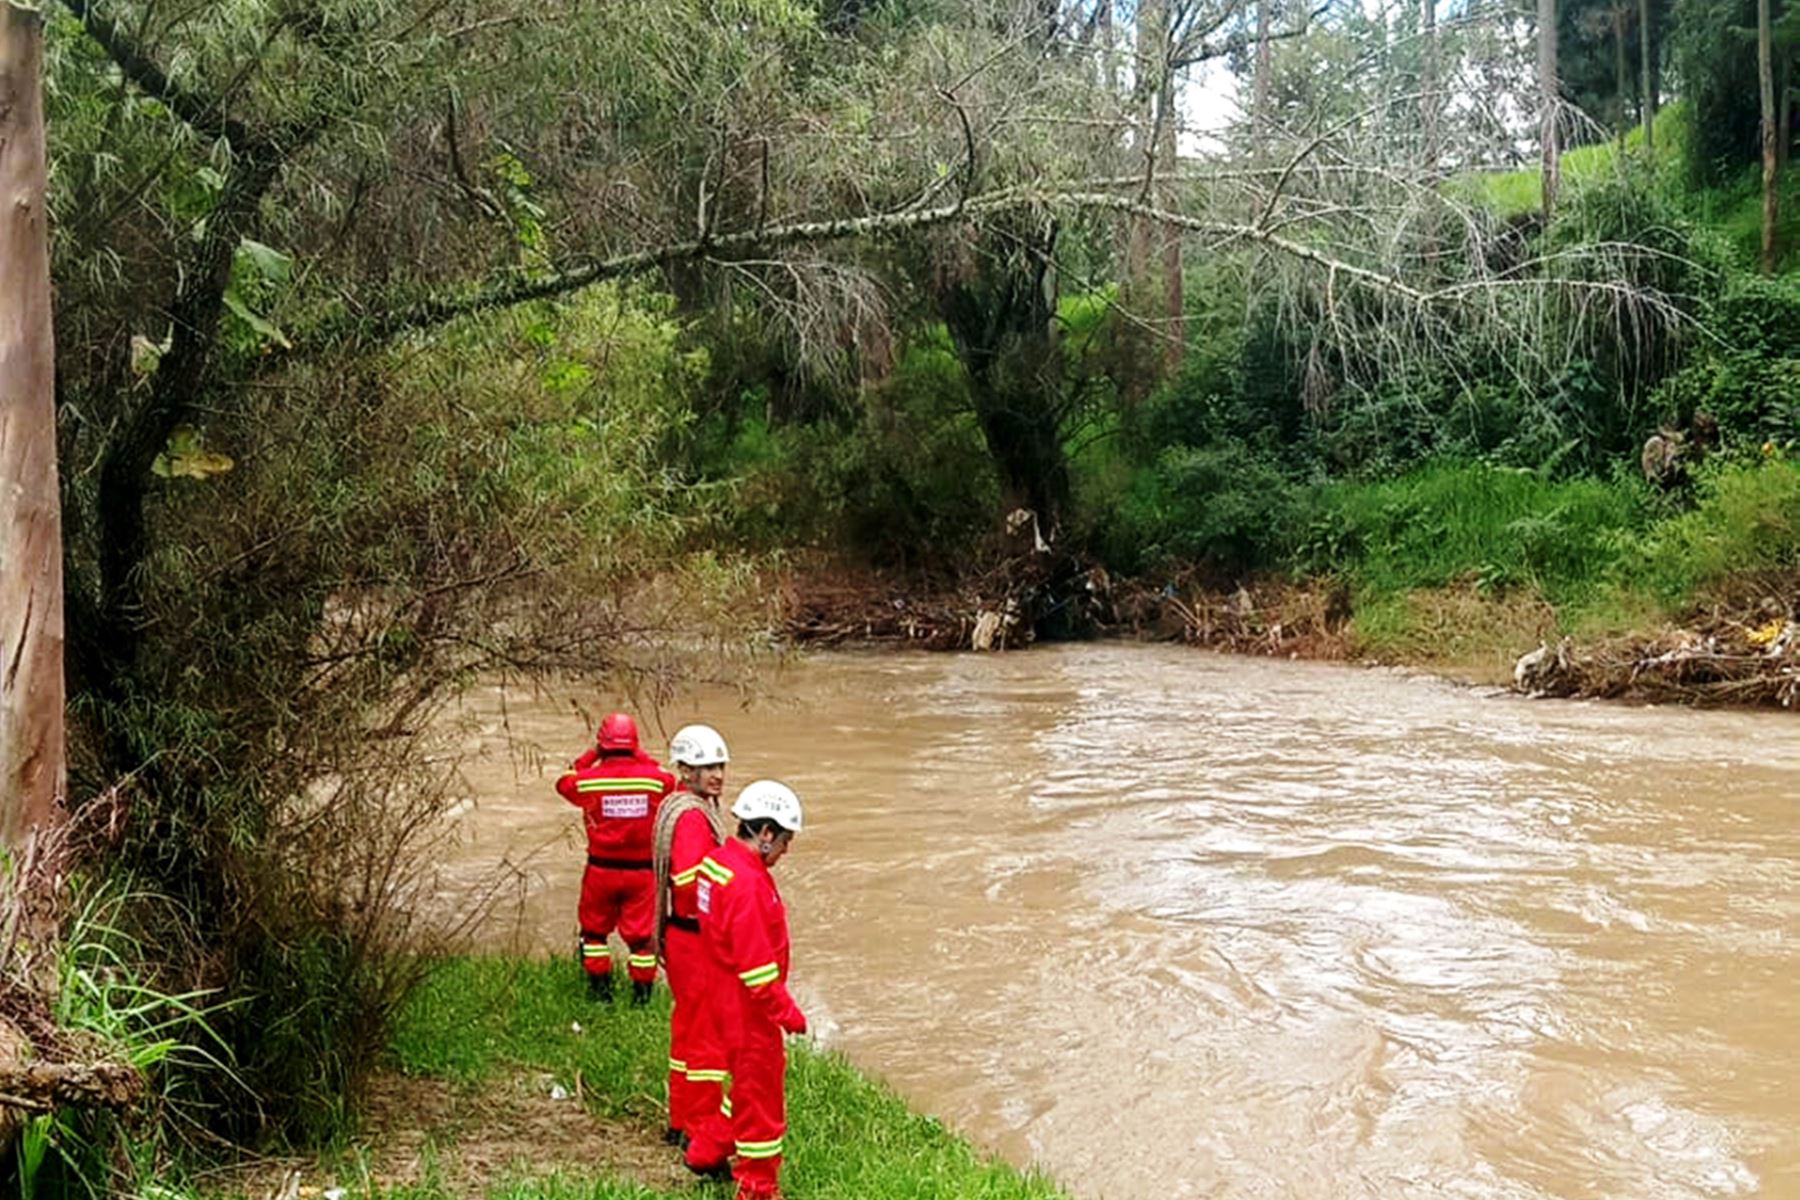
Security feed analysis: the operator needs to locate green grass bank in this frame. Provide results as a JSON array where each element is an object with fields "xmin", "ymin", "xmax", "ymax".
[
  {"xmin": 177, "ymin": 957, "xmax": 1065, "ymax": 1200},
  {"xmin": 1303, "ymin": 455, "xmax": 1800, "ymax": 659},
  {"xmin": 1082, "ymin": 454, "xmax": 1800, "ymax": 701}
]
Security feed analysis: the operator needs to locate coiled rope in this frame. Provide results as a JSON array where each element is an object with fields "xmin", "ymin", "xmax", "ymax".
[{"xmin": 651, "ymin": 789, "xmax": 726, "ymax": 961}]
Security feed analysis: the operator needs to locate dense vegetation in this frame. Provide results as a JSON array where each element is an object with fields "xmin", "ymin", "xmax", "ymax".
[{"xmin": 5, "ymin": 0, "xmax": 1795, "ymax": 1191}]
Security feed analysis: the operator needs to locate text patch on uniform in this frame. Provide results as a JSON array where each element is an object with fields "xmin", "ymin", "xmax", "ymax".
[{"xmin": 602, "ymin": 793, "xmax": 650, "ymax": 819}]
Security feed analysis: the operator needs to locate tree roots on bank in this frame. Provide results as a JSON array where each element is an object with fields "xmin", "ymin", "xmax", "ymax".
[{"xmin": 0, "ymin": 794, "xmax": 145, "ymax": 1148}]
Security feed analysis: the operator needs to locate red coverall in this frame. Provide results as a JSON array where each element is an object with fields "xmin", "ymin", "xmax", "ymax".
[
  {"xmin": 557, "ymin": 748, "xmax": 675, "ymax": 985},
  {"xmin": 665, "ymin": 800, "xmax": 727, "ymax": 1138},
  {"xmin": 685, "ymin": 837, "xmax": 806, "ymax": 1197}
]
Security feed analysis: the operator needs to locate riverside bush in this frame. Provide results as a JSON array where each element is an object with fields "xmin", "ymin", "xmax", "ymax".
[
  {"xmin": 1625, "ymin": 457, "xmax": 1800, "ymax": 604},
  {"xmin": 701, "ymin": 335, "xmax": 1000, "ymax": 567},
  {"xmin": 70, "ymin": 285, "xmax": 736, "ymax": 1149},
  {"xmin": 1650, "ymin": 275, "xmax": 1800, "ymax": 446},
  {"xmin": 1301, "ymin": 461, "xmax": 1648, "ymax": 602}
]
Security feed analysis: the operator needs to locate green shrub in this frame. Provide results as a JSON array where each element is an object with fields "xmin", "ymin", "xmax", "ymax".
[
  {"xmin": 1626, "ymin": 457, "xmax": 1800, "ymax": 603},
  {"xmin": 1087, "ymin": 441, "xmax": 1305, "ymax": 575},
  {"xmin": 701, "ymin": 333, "xmax": 1000, "ymax": 568},
  {"xmin": 1651, "ymin": 275, "xmax": 1800, "ymax": 446},
  {"xmin": 1305, "ymin": 461, "xmax": 1648, "ymax": 603}
]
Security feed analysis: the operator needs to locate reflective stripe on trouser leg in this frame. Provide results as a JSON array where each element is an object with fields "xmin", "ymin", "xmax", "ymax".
[
  {"xmin": 729, "ymin": 1026, "xmax": 786, "ymax": 1194},
  {"xmin": 578, "ymin": 865, "xmax": 626, "ymax": 978},
  {"xmin": 617, "ymin": 870, "xmax": 658, "ymax": 984},
  {"xmin": 682, "ymin": 1067, "xmax": 735, "ymax": 1171},
  {"xmin": 666, "ymin": 926, "xmax": 723, "ymax": 1134},
  {"xmin": 579, "ymin": 933, "xmax": 613, "ymax": 976}
]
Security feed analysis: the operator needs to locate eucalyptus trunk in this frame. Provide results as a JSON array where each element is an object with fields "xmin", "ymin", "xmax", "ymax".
[
  {"xmin": 1539, "ymin": 0, "xmax": 1560, "ymax": 220},
  {"xmin": 1639, "ymin": 0, "xmax": 1656, "ymax": 150},
  {"xmin": 1156, "ymin": 65, "xmax": 1184, "ymax": 373},
  {"xmin": 0, "ymin": 1, "xmax": 63, "ymax": 845},
  {"xmin": 1614, "ymin": 5, "xmax": 1630, "ymax": 150},
  {"xmin": 1422, "ymin": 0, "xmax": 1439, "ymax": 172},
  {"xmin": 1759, "ymin": 0, "xmax": 1779, "ymax": 272}
]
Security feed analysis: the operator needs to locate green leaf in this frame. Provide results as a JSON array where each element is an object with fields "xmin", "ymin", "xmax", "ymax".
[
  {"xmin": 222, "ymin": 287, "xmax": 292, "ymax": 349},
  {"xmin": 236, "ymin": 238, "xmax": 292, "ymax": 283},
  {"xmin": 152, "ymin": 424, "xmax": 235, "ymax": 480}
]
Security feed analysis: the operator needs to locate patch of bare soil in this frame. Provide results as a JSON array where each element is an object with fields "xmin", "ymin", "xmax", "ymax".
[{"xmin": 226, "ymin": 1071, "xmax": 696, "ymax": 1198}]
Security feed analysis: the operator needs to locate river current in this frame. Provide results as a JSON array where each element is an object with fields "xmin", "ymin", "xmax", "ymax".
[{"xmin": 435, "ymin": 644, "xmax": 1798, "ymax": 1200}]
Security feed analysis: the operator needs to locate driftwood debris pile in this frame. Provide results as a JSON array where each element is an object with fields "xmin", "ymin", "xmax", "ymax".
[
  {"xmin": 779, "ymin": 572, "xmax": 982, "ymax": 650},
  {"xmin": 779, "ymin": 550, "xmax": 1115, "ymax": 652},
  {"xmin": 1515, "ymin": 616, "xmax": 1800, "ymax": 707},
  {"xmin": 1115, "ymin": 574, "xmax": 1356, "ymax": 659}
]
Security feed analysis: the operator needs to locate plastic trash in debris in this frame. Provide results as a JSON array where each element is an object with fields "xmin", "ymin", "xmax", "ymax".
[
  {"xmin": 570, "ymin": 1020, "xmax": 583, "ymax": 1034},
  {"xmin": 323, "ymin": 1190, "xmax": 347, "ymax": 1200},
  {"xmin": 549, "ymin": 1083, "xmax": 570, "ymax": 1101}
]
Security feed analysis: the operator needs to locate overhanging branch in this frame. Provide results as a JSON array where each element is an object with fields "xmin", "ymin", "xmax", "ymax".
[
  {"xmin": 292, "ymin": 183, "xmax": 1683, "ymax": 360},
  {"xmin": 59, "ymin": 0, "xmax": 254, "ymax": 148}
]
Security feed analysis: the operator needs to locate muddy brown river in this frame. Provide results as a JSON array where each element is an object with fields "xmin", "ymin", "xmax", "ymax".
[{"xmin": 435, "ymin": 644, "xmax": 1798, "ymax": 1200}]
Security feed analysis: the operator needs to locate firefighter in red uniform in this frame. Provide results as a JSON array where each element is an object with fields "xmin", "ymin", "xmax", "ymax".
[
  {"xmin": 651, "ymin": 723, "xmax": 731, "ymax": 1149},
  {"xmin": 556, "ymin": 712, "xmax": 676, "ymax": 1004},
  {"xmin": 683, "ymin": 780, "xmax": 806, "ymax": 1200}
]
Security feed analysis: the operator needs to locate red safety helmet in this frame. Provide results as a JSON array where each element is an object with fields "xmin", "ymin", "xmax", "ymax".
[{"xmin": 596, "ymin": 712, "xmax": 640, "ymax": 752}]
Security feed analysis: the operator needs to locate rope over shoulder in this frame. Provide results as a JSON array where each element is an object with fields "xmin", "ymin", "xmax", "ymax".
[{"xmin": 651, "ymin": 791, "xmax": 726, "ymax": 961}]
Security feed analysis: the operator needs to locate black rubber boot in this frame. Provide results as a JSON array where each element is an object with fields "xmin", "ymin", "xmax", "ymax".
[
  {"xmin": 630, "ymin": 979, "xmax": 654, "ymax": 1007},
  {"xmin": 587, "ymin": 972, "xmax": 614, "ymax": 1002},
  {"xmin": 684, "ymin": 1157, "xmax": 731, "ymax": 1181},
  {"xmin": 662, "ymin": 1126, "xmax": 684, "ymax": 1147}
]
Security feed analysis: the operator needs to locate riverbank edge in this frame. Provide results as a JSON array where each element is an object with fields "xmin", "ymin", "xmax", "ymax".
[
  {"xmin": 196, "ymin": 955, "xmax": 1069, "ymax": 1200},
  {"xmin": 776, "ymin": 564, "xmax": 1800, "ymax": 710}
]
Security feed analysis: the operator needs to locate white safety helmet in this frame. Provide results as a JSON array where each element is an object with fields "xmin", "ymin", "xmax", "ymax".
[
  {"xmin": 670, "ymin": 723, "xmax": 730, "ymax": 767},
  {"xmin": 730, "ymin": 780, "xmax": 804, "ymax": 833}
]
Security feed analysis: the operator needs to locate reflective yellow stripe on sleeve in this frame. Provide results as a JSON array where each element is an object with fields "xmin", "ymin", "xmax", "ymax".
[
  {"xmin": 672, "ymin": 865, "xmax": 701, "ymax": 886},
  {"xmin": 698, "ymin": 858, "xmax": 734, "ymax": 885},
  {"xmin": 736, "ymin": 1137, "xmax": 783, "ymax": 1159},
  {"xmin": 575, "ymin": 777, "xmax": 666, "ymax": 793},
  {"xmin": 739, "ymin": 962, "xmax": 780, "ymax": 988}
]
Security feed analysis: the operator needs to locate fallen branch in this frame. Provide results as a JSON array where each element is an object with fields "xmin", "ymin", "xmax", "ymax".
[{"xmin": 0, "ymin": 1061, "xmax": 143, "ymax": 1114}]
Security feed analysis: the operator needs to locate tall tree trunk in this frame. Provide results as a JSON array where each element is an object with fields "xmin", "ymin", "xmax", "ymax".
[
  {"xmin": 1098, "ymin": 0, "xmax": 1118, "ymax": 96},
  {"xmin": 1122, "ymin": 0, "xmax": 1164, "ymax": 402},
  {"xmin": 1760, "ymin": 0, "xmax": 1779, "ymax": 272},
  {"xmin": 1639, "ymin": 0, "xmax": 1656, "ymax": 150},
  {"xmin": 1422, "ymin": 0, "xmax": 1439, "ymax": 173},
  {"xmin": 1614, "ymin": 5, "xmax": 1630, "ymax": 150},
  {"xmin": 0, "ymin": 1, "xmax": 64, "ymax": 845},
  {"xmin": 1156, "ymin": 66, "xmax": 1184, "ymax": 373},
  {"xmin": 1539, "ymin": 0, "xmax": 1560, "ymax": 220},
  {"xmin": 937, "ymin": 220, "xmax": 1071, "ymax": 532},
  {"xmin": 1253, "ymin": 0, "xmax": 1274, "ymax": 154},
  {"xmin": 1780, "ymin": 46, "xmax": 1791, "ymax": 171}
]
